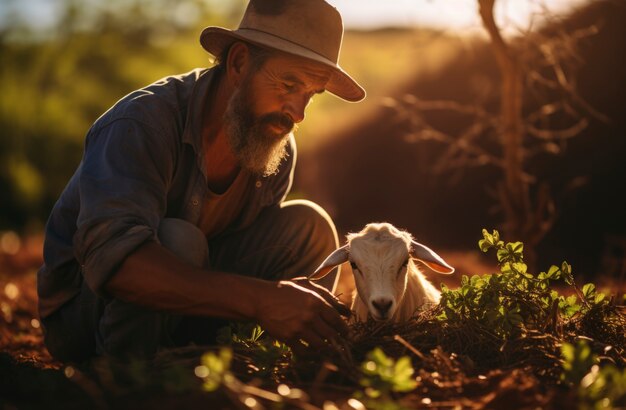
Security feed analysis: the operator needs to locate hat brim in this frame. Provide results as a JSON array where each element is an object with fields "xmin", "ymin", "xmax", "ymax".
[{"xmin": 200, "ymin": 27, "xmax": 365, "ymax": 102}]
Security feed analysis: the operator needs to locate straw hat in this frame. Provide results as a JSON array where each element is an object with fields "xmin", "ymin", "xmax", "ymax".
[{"xmin": 200, "ymin": 0, "xmax": 365, "ymax": 102}]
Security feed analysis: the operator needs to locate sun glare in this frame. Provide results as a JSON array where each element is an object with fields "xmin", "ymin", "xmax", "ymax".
[{"xmin": 328, "ymin": 0, "xmax": 592, "ymax": 35}]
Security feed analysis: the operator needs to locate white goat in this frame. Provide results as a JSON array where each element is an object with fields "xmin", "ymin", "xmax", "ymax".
[{"xmin": 310, "ymin": 222, "xmax": 454, "ymax": 322}]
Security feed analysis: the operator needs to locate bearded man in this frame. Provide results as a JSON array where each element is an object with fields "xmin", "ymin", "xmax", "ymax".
[{"xmin": 37, "ymin": 0, "xmax": 365, "ymax": 361}]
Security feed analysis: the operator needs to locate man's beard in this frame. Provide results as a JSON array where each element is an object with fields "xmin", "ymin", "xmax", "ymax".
[{"xmin": 223, "ymin": 83, "xmax": 293, "ymax": 177}]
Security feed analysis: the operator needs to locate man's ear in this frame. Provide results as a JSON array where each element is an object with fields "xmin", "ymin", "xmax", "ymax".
[{"xmin": 226, "ymin": 42, "xmax": 251, "ymax": 88}]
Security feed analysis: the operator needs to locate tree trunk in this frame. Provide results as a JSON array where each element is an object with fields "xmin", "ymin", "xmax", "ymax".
[{"xmin": 478, "ymin": 0, "xmax": 538, "ymax": 267}]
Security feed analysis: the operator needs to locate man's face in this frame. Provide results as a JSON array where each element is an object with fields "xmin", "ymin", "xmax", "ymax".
[{"xmin": 224, "ymin": 52, "xmax": 331, "ymax": 176}]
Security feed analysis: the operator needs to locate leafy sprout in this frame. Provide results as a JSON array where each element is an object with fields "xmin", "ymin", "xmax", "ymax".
[
  {"xmin": 359, "ymin": 347, "xmax": 417, "ymax": 397},
  {"xmin": 197, "ymin": 348, "xmax": 233, "ymax": 392}
]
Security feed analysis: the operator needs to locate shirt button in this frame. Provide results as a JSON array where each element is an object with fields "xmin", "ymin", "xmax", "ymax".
[
  {"xmin": 255, "ymin": 181, "xmax": 262, "ymax": 188},
  {"xmin": 192, "ymin": 198, "xmax": 199, "ymax": 206}
]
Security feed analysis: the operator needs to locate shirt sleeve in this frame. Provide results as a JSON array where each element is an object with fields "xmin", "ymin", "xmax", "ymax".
[{"xmin": 73, "ymin": 118, "xmax": 176, "ymax": 296}]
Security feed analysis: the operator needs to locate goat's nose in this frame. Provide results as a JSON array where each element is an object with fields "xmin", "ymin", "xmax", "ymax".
[{"xmin": 372, "ymin": 298, "xmax": 393, "ymax": 316}]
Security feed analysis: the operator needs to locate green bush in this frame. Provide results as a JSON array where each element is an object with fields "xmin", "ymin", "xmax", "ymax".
[{"xmin": 439, "ymin": 229, "xmax": 609, "ymax": 339}]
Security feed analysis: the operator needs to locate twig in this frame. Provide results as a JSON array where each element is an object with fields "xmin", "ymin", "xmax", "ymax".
[{"xmin": 393, "ymin": 334, "xmax": 427, "ymax": 361}]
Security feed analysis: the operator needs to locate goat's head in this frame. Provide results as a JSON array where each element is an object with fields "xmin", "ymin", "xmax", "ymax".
[{"xmin": 310, "ymin": 222, "xmax": 454, "ymax": 321}]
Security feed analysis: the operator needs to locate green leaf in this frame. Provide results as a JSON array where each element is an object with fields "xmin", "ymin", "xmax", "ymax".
[
  {"xmin": 200, "ymin": 347, "xmax": 233, "ymax": 392},
  {"xmin": 497, "ymin": 248, "xmax": 509, "ymax": 263},
  {"xmin": 561, "ymin": 341, "xmax": 598, "ymax": 385},
  {"xmin": 582, "ymin": 283, "xmax": 596, "ymax": 299},
  {"xmin": 362, "ymin": 386, "xmax": 381, "ymax": 398},
  {"xmin": 563, "ymin": 303, "xmax": 581, "ymax": 318},
  {"xmin": 511, "ymin": 241, "xmax": 524, "ymax": 253},
  {"xmin": 481, "ymin": 229, "xmax": 492, "ymax": 240},
  {"xmin": 547, "ymin": 265, "xmax": 561, "ymax": 279},
  {"xmin": 513, "ymin": 262, "xmax": 531, "ymax": 277},
  {"xmin": 360, "ymin": 348, "xmax": 417, "ymax": 397},
  {"xmin": 561, "ymin": 262, "xmax": 574, "ymax": 285},
  {"xmin": 500, "ymin": 262, "xmax": 512, "ymax": 274},
  {"xmin": 394, "ymin": 357, "xmax": 415, "ymax": 380},
  {"xmin": 561, "ymin": 262, "xmax": 572, "ymax": 276},
  {"xmin": 250, "ymin": 324, "xmax": 264, "ymax": 342},
  {"xmin": 369, "ymin": 347, "xmax": 393, "ymax": 368},
  {"xmin": 561, "ymin": 343, "xmax": 575, "ymax": 364}
]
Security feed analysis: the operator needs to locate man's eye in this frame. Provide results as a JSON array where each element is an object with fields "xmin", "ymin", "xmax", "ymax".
[{"xmin": 283, "ymin": 82, "xmax": 296, "ymax": 91}]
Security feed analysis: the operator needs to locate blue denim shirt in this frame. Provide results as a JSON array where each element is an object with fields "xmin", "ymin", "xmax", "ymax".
[{"xmin": 37, "ymin": 68, "xmax": 295, "ymax": 318}]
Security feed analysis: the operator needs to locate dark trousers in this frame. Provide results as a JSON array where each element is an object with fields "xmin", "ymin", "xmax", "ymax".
[{"xmin": 42, "ymin": 200, "xmax": 340, "ymax": 362}]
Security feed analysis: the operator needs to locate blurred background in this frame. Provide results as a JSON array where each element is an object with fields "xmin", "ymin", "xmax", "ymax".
[{"xmin": 0, "ymin": 0, "xmax": 625, "ymax": 284}]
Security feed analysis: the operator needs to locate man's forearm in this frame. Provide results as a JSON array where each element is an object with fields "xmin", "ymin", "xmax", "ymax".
[
  {"xmin": 105, "ymin": 241, "xmax": 268, "ymax": 320},
  {"xmin": 105, "ymin": 240, "xmax": 351, "ymax": 351}
]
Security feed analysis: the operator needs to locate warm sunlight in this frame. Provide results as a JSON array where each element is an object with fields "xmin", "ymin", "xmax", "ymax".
[
  {"xmin": 328, "ymin": 0, "xmax": 592, "ymax": 34},
  {"xmin": 1, "ymin": 0, "xmax": 624, "ymax": 408},
  {"xmin": 2, "ymin": 0, "xmax": 593, "ymax": 35}
]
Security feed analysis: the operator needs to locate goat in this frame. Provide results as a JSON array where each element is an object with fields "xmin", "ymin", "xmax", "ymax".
[{"xmin": 310, "ymin": 222, "xmax": 454, "ymax": 322}]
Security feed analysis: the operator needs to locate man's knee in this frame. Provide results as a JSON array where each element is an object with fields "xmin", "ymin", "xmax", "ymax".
[
  {"xmin": 158, "ymin": 218, "xmax": 209, "ymax": 268},
  {"xmin": 270, "ymin": 200, "xmax": 340, "ymax": 290},
  {"xmin": 278, "ymin": 199, "xmax": 338, "ymax": 255}
]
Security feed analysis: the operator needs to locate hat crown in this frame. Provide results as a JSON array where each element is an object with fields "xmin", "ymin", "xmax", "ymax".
[
  {"xmin": 199, "ymin": 0, "xmax": 365, "ymax": 102},
  {"xmin": 240, "ymin": 0, "xmax": 343, "ymax": 63}
]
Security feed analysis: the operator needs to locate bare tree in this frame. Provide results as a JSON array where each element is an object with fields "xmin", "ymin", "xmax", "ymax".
[{"xmin": 386, "ymin": 0, "xmax": 606, "ymax": 268}]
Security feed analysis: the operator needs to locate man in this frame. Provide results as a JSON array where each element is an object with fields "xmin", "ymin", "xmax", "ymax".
[{"xmin": 37, "ymin": 0, "xmax": 365, "ymax": 361}]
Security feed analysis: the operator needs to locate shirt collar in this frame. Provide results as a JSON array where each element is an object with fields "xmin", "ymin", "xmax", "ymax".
[{"xmin": 182, "ymin": 67, "xmax": 219, "ymax": 152}]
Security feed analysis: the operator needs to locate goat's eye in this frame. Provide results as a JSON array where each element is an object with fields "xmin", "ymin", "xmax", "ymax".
[
  {"xmin": 397, "ymin": 259, "xmax": 409, "ymax": 276},
  {"xmin": 350, "ymin": 261, "xmax": 359, "ymax": 271}
]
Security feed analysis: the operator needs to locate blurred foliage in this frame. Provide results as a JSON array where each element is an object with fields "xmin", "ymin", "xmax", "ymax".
[
  {"xmin": 0, "ymin": 0, "xmax": 458, "ymax": 232},
  {"xmin": 198, "ymin": 347, "xmax": 233, "ymax": 392},
  {"xmin": 561, "ymin": 340, "xmax": 626, "ymax": 410},
  {"xmin": 354, "ymin": 347, "xmax": 416, "ymax": 410},
  {"xmin": 0, "ymin": 0, "xmax": 244, "ymax": 230}
]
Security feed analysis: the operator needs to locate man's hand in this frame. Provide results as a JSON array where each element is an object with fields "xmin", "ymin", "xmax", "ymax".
[
  {"xmin": 291, "ymin": 277, "xmax": 351, "ymax": 317},
  {"xmin": 254, "ymin": 279, "xmax": 350, "ymax": 354}
]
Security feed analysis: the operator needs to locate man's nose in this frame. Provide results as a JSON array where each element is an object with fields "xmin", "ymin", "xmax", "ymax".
[{"xmin": 283, "ymin": 96, "xmax": 309, "ymax": 124}]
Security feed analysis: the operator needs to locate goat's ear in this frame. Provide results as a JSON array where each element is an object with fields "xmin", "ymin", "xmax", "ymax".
[
  {"xmin": 410, "ymin": 240, "xmax": 455, "ymax": 274},
  {"xmin": 309, "ymin": 244, "xmax": 349, "ymax": 280}
]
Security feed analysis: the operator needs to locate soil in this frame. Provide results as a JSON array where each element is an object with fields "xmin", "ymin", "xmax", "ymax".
[{"xmin": 0, "ymin": 234, "xmax": 622, "ymax": 410}]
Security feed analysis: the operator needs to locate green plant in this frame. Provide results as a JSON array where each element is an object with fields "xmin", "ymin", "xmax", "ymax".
[
  {"xmin": 216, "ymin": 322, "xmax": 290, "ymax": 378},
  {"xmin": 352, "ymin": 347, "xmax": 417, "ymax": 410},
  {"xmin": 561, "ymin": 341, "xmax": 626, "ymax": 410},
  {"xmin": 196, "ymin": 347, "xmax": 233, "ymax": 392},
  {"xmin": 561, "ymin": 340, "xmax": 598, "ymax": 385},
  {"xmin": 439, "ymin": 229, "xmax": 609, "ymax": 338}
]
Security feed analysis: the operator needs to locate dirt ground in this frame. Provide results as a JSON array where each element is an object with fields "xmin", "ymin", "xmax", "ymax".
[
  {"xmin": 0, "ymin": 234, "xmax": 57, "ymax": 368},
  {"xmin": 0, "ymin": 233, "xmax": 502, "ymax": 409},
  {"xmin": 0, "ymin": 232, "xmax": 491, "ymax": 366},
  {"xmin": 1, "ymin": 232, "xmax": 622, "ymax": 409}
]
